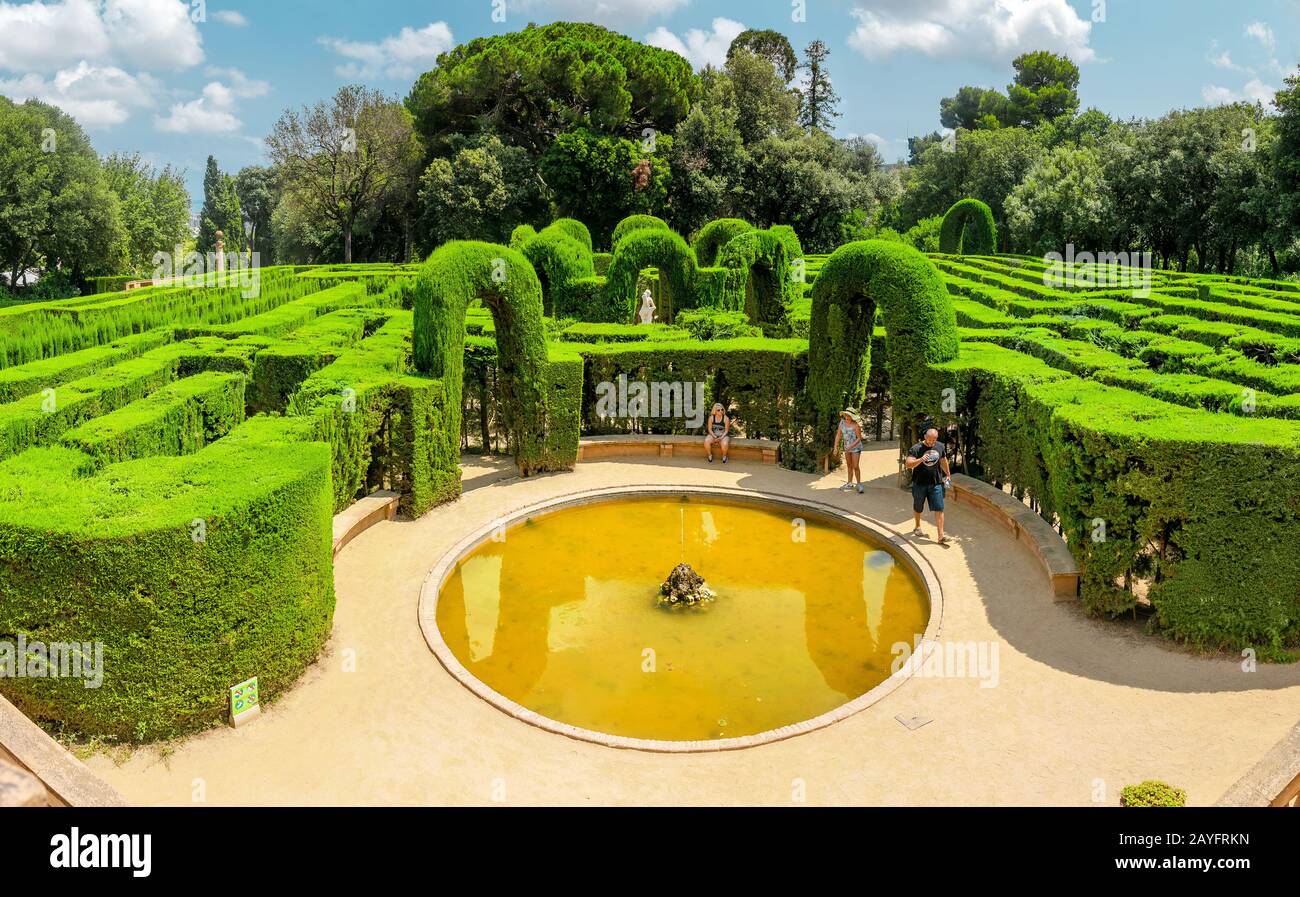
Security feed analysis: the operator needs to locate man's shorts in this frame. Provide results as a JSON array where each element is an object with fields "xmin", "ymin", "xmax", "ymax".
[{"xmin": 912, "ymin": 481, "xmax": 945, "ymax": 513}]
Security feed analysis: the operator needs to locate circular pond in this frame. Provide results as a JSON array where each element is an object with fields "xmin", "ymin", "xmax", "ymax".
[{"xmin": 422, "ymin": 488, "xmax": 938, "ymax": 750}]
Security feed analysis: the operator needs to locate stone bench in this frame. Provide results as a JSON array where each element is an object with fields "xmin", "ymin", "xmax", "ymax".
[
  {"xmin": 949, "ymin": 474, "xmax": 1080, "ymax": 600},
  {"xmin": 577, "ymin": 434, "xmax": 780, "ymax": 465},
  {"xmin": 332, "ymin": 490, "xmax": 400, "ymax": 557}
]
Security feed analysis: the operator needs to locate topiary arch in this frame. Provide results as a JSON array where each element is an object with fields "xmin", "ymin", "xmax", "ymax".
[
  {"xmin": 807, "ymin": 240, "xmax": 959, "ymax": 469},
  {"xmin": 939, "ymin": 198, "xmax": 997, "ymax": 255},
  {"xmin": 611, "ymin": 214, "xmax": 670, "ymax": 249},
  {"xmin": 716, "ymin": 229, "xmax": 792, "ymax": 326},
  {"xmin": 414, "ymin": 241, "xmax": 566, "ymax": 476},
  {"xmin": 692, "ymin": 218, "xmax": 754, "ymax": 266},
  {"xmin": 605, "ymin": 228, "xmax": 698, "ymax": 323}
]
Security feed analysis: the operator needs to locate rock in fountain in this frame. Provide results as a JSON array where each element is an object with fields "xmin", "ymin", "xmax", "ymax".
[{"xmin": 658, "ymin": 563, "xmax": 716, "ymax": 609}]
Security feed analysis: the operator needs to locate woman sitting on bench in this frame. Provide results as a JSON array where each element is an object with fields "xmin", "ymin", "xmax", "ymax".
[{"xmin": 704, "ymin": 403, "xmax": 731, "ymax": 464}]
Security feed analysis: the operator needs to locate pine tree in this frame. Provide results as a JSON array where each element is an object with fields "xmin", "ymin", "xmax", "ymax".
[{"xmin": 799, "ymin": 40, "xmax": 841, "ymax": 133}]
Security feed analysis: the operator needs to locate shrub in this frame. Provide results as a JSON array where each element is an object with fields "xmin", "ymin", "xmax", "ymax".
[
  {"xmin": 548, "ymin": 218, "xmax": 593, "ymax": 253},
  {"xmin": 605, "ymin": 228, "xmax": 698, "ymax": 323},
  {"xmin": 716, "ymin": 228, "xmax": 795, "ymax": 326},
  {"xmin": 676, "ymin": 308, "xmax": 762, "ymax": 340},
  {"xmin": 1120, "ymin": 781, "xmax": 1187, "ymax": 807},
  {"xmin": 939, "ymin": 199, "xmax": 997, "ymax": 255}
]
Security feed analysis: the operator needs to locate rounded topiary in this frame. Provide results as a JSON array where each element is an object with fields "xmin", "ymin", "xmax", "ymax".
[
  {"xmin": 414, "ymin": 241, "xmax": 560, "ymax": 476},
  {"xmin": 611, "ymin": 214, "xmax": 670, "ymax": 250},
  {"xmin": 767, "ymin": 224, "xmax": 804, "ymax": 261},
  {"xmin": 548, "ymin": 218, "xmax": 593, "ymax": 253},
  {"xmin": 692, "ymin": 218, "xmax": 754, "ymax": 266},
  {"xmin": 807, "ymin": 240, "xmax": 958, "ymax": 469},
  {"xmin": 939, "ymin": 198, "xmax": 997, "ymax": 255},
  {"xmin": 1120, "ymin": 781, "xmax": 1187, "ymax": 807},
  {"xmin": 509, "ymin": 223, "xmax": 538, "ymax": 249}
]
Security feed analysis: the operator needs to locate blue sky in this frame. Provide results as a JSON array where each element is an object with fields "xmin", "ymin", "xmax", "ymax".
[{"xmin": 1, "ymin": 0, "xmax": 1297, "ymax": 212}]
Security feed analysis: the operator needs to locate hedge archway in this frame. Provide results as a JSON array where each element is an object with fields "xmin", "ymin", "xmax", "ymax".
[
  {"xmin": 520, "ymin": 226, "xmax": 596, "ymax": 317},
  {"xmin": 611, "ymin": 214, "xmax": 669, "ymax": 250},
  {"xmin": 939, "ymin": 198, "xmax": 997, "ymax": 255},
  {"xmin": 716, "ymin": 229, "xmax": 791, "ymax": 326},
  {"xmin": 605, "ymin": 228, "xmax": 698, "ymax": 323},
  {"xmin": 692, "ymin": 218, "xmax": 754, "ymax": 266},
  {"xmin": 414, "ymin": 241, "xmax": 558, "ymax": 475},
  {"xmin": 807, "ymin": 240, "xmax": 959, "ymax": 469}
]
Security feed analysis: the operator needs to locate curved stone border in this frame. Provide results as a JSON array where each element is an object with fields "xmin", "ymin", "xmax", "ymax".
[
  {"xmin": 949, "ymin": 474, "xmax": 1080, "ymax": 600},
  {"xmin": 0, "ymin": 694, "xmax": 128, "ymax": 807},
  {"xmin": 418, "ymin": 483, "xmax": 945, "ymax": 753},
  {"xmin": 1216, "ymin": 717, "xmax": 1300, "ymax": 806}
]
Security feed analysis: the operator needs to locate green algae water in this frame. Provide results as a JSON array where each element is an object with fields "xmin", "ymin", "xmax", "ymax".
[{"xmin": 436, "ymin": 496, "xmax": 929, "ymax": 742}]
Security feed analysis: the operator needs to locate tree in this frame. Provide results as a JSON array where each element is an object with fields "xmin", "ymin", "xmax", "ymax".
[
  {"xmin": 1005, "ymin": 144, "xmax": 1114, "ymax": 255},
  {"xmin": 1275, "ymin": 71, "xmax": 1300, "ymax": 268},
  {"xmin": 667, "ymin": 65, "xmax": 748, "ymax": 235},
  {"xmin": 798, "ymin": 40, "xmax": 841, "ymax": 132},
  {"xmin": 266, "ymin": 85, "xmax": 420, "ymax": 263},
  {"xmin": 234, "ymin": 166, "xmax": 280, "ymax": 259},
  {"xmin": 540, "ymin": 127, "xmax": 671, "ymax": 248},
  {"xmin": 197, "ymin": 156, "xmax": 244, "ymax": 255},
  {"xmin": 745, "ymin": 130, "xmax": 869, "ymax": 252},
  {"xmin": 727, "ymin": 29, "xmax": 798, "ymax": 82},
  {"xmin": 406, "ymin": 23, "xmax": 696, "ymax": 158},
  {"xmin": 101, "ymin": 153, "xmax": 190, "ymax": 274},
  {"xmin": 416, "ymin": 135, "xmax": 550, "ymax": 251},
  {"xmin": 939, "ymin": 86, "xmax": 1010, "ymax": 130},
  {"xmin": 1006, "ymin": 51, "xmax": 1081, "ymax": 128},
  {"xmin": 727, "ymin": 49, "xmax": 801, "ymax": 145},
  {"xmin": 0, "ymin": 96, "xmax": 126, "ymax": 290}
]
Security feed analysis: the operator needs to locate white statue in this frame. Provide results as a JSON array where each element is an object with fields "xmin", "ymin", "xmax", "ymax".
[
  {"xmin": 214, "ymin": 229, "xmax": 226, "ymax": 279},
  {"xmin": 637, "ymin": 289, "xmax": 656, "ymax": 325}
]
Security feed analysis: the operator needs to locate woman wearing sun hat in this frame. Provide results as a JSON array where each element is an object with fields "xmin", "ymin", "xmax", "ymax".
[{"xmin": 833, "ymin": 409, "xmax": 866, "ymax": 494}]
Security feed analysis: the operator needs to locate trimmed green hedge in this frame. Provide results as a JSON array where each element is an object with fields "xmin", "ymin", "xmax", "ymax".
[
  {"xmin": 0, "ymin": 416, "xmax": 334, "ymax": 739},
  {"xmin": 612, "ymin": 214, "xmax": 670, "ymax": 249},
  {"xmin": 808, "ymin": 240, "xmax": 959, "ymax": 467},
  {"xmin": 716, "ymin": 228, "xmax": 795, "ymax": 327},
  {"xmin": 939, "ymin": 199, "xmax": 997, "ymax": 255},
  {"xmin": 691, "ymin": 218, "xmax": 753, "ymax": 266},
  {"xmin": 413, "ymin": 241, "xmax": 576, "ymax": 477}
]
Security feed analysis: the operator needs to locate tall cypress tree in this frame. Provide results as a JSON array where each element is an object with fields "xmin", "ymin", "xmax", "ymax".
[
  {"xmin": 197, "ymin": 156, "xmax": 245, "ymax": 254},
  {"xmin": 799, "ymin": 40, "xmax": 841, "ymax": 133}
]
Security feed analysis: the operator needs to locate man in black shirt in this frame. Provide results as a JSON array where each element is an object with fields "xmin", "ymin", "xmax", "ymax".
[{"xmin": 904, "ymin": 426, "xmax": 952, "ymax": 544}]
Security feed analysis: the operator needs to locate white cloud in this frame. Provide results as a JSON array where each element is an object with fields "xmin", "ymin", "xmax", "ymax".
[
  {"xmin": 213, "ymin": 9, "xmax": 247, "ymax": 26},
  {"xmin": 512, "ymin": 0, "xmax": 689, "ymax": 27},
  {"xmin": 848, "ymin": 0, "xmax": 1095, "ymax": 65},
  {"xmin": 155, "ymin": 81, "xmax": 241, "ymax": 133},
  {"xmin": 645, "ymin": 17, "xmax": 745, "ymax": 70},
  {"xmin": 1201, "ymin": 78, "xmax": 1276, "ymax": 106},
  {"xmin": 206, "ymin": 66, "xmax": 269, "ymax": 98},
  {"xmin": 319, "ymin": 22, "xmax": 454, "ymax": 80},
  {"xmin": 0, "ymin": 0, "xmax": 204, "ymax": 73},
  {"xmin": 1245, "ymin": 21, "xmax": 1275, "ymax": 56},
  {"xmin": 0, "ymin": 60, "xmax": 157, "ymax": 128}
]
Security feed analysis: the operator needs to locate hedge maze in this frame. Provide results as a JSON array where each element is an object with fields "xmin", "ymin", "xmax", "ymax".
[{"xmin": 3, "ymin": 209, "xmax": 1297, "ymax": 740}]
